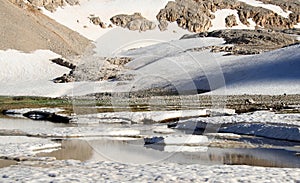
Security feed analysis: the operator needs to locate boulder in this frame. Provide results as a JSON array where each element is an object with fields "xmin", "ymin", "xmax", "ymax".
[
  {"xmin": 156, "ymin": 0, "xmax": 212, "ymax": 32},
  {"xmin": 89, "ymin": 16, "xmax": 106, "ymax": 28},
  {"xmin": 225, "ymin": 14, "xmax": 238, "ymax": 27},
  {"xmin": 110, "ymin": 12, "xmax": 156, "ymax": 32}
]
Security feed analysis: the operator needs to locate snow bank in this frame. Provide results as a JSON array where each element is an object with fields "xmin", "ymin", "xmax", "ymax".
[
  {"xmin": 210, "ymin": 9, "xmax": 256, "ymax": 31},
  {"xmin": 0, "ymin": 50, "xmax": 73, "ymax": 97},
  {"xmin": 175, "ymin": 111, "xmax": 300, "ymax": 141},
  {"xmin": 221, "ymin": 123, "xmax": 300, "ymax": 141},
  {"xmin": 119, "ymin": 38, "xmax": 300, "ymax": 95},
  {"xmin": 77, "ymin": 109, "xmax": 208, "ymax": 124},
  {"xmin": 238, "ymin": 0, "xmax": 292, "ymax": 18},
  {"xmin": 0, "ymin": 136, "xmax": 60, "ymax": 158}
]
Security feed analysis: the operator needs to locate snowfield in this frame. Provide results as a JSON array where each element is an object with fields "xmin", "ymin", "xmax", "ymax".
[
  {"xmin": 0, "ymin": 50, "xmax": 73, "ymax": 97},
  {"xmin": 0, "ymin": 39, "xmax": 299, "ymax": 97}
]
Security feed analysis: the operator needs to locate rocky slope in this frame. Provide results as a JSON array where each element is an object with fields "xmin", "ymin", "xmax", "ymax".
[{"xmin": 0, "ymin": 0, "xmax": 90, "ymax": 57}]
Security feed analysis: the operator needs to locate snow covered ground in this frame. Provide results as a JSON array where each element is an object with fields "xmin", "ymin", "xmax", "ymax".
[
  {"xmin": 210, "ymin": 9, "xmax": 256, "ymax": 31},
  {"xmin": 42, "ymin": 0, "xmax": 186, "ymax": 42},
  {"xmin": 0, "ymin": 0, "xmax": 299, "ymax": 97},
  {"xmin": 1, "ymin": 160, "xmax": 299, "ymax": 182},
  {"xmin": 1, "ymin": 37, "xmax": 299, "ymax": 97},
  {"xmin": 238, "ymin": 0, "xmax": 292, "ymax": 18},
  {"xmin": 0, "ymin": 50, "xmax": 73, "ymax": 97}
]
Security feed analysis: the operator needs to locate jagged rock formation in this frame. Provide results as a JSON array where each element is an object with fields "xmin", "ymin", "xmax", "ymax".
[
  {"xmin": 225, "ymin": 14, "xmax": 238, "ymax": 27},
  {"xmin": 156, "ymin": 0, "xmax": 300, "ymax": 33},
  {"xmin": 237, "ymin": 4, "xmax": 294, "ymax": 30},
  {"xmin": 89, "ymin": 15, "xmax": 106, "ymax": 28},
  {"xmin": 110, "ymin": 13, "xmax": 156, "ymax": 32},
  {"xmin": 258, "ymin": 0, "xmax": 300, "ymax": 25},
  {"xmin": 26, "ymin": 0, "xmax": 79, "ymax": 12},
  {"xmin": 156, "ymin": 0, "xmax": 212, "ymax": 32},
  {"xmin": 181, "ymin": 29, "xmax": 298, "ymax": 55}
]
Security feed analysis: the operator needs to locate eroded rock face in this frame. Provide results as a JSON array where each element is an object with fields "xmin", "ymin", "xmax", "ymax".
[
  {"xmin": 110, "ymin": 13, "xmax": 156, "ymax": 32},
  {"xmin": 156, "ymin": 0, "xmax": 212, "ymax": 32},
  {"xmin": 89, "ymin": 16, "xmax": 106, "ymax": 28},
  {"xmin": 237, "ymin": 4, "xmax": 294, "ymax": 30},
  {"xmin": 157, "ymin": 0, "xmax": 299, "ymax": 33},
  {"xmin": 225, "ymin": 14, "xmax": 238, "ymax": 27},
  {"xmin": 26, "ymin": 0, "xmax": 79, "ymax": 12}
]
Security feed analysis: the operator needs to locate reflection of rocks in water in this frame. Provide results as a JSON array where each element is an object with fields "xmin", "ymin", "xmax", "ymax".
[
  {"xmin": 209, "ymin": 153, "xmax": 287, "ymax": 168},
  {"xmin": 38, "ymin": 140, "xmax": 93, "ymax": 161}
]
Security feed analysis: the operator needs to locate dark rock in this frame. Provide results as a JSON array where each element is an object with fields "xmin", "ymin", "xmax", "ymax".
[
  {"xmin": 225, "ymin": 14, "xmax": 238, "ymax": 27},
  {"xmin": 51, "ymin": 58, "xmax": 76, "ymax": 70},
  {"xmin": 53, "ymin": 73, "xmax": 75, "ymax": 83},
  {"xmin": 23, "ymin": 111, "xmax": 70, "ymax": 123},
  {"xmin": 89, "ymin": 16, "xmax": 106, "ymax": 28}
]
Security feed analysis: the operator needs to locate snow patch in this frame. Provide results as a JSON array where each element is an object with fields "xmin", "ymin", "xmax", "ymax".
[
  {"xmin": 42, "ymin": 0, "xmax": 184, "ymax": 42},
  {"xmin": 238, "ymin": 0, "xmax": 292, "ymax": 18},
  {"xmin": 210, "ymin": 9, "xmax": 255, "ymax": 30}
]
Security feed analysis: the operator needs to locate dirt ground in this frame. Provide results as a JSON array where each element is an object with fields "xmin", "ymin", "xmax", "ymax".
[{"xmin": 0, "ymin": 0, "xmax": 90, "ymax": 58}]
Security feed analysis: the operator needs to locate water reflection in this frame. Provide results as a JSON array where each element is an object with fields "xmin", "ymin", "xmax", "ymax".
[
  {"xmin": 38, "ymin": 140, "xmax": 93, "ymax": 161},
  {"xmin": 38, "ymin": 138, "xmax": 300, "ymax": 168},
  {"xmin": 0, "ymin": 159, "xmax": 17, "ymax": 168}
]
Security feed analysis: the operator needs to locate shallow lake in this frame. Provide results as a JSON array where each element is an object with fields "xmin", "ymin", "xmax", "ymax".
[{"xmin": 38, "ymin": 137, "xmax": 300, "ymax": 168}]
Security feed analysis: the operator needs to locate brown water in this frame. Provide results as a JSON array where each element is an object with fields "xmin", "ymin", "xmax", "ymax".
[
  {"xmin": 0, "ymin": 159, "xmax": 17, "ymax": 168},
  {"xmin": 38, "ymin": 138, "xmax": 300, "ymax": 168}
]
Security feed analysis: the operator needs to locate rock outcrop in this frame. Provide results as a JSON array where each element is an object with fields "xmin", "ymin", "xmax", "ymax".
[
  {"xmin": 181, "ymin": 29, "xmax": 298, "ymax": 55},
  {"xmin": 54, "ymin": 57, "xmax": 133, "ymax": 83},
  {"xmin": 156, "ymin": 0, "xmax": 212, "ymax": 32},
  {"xmin": 225, "ymin": 14, "xmax": 238, "ymax": 27},
  {"xmin": 26, "ymin": 0, "xmax": 79, "ymax": 12},
  {"xmin": 110, "ymin": 13, "xmax": 156, "ymax": 32},
  {"xmin": 156, "ymin": 0, "xmax": 299, "ymax": 33},
  {"xmin": 89, "ymin": 15, "xmax": 106, "ymax": 28},
  {"xmin": 258, "ymin": 0, "xmax": 300, "ymax": 23}
]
